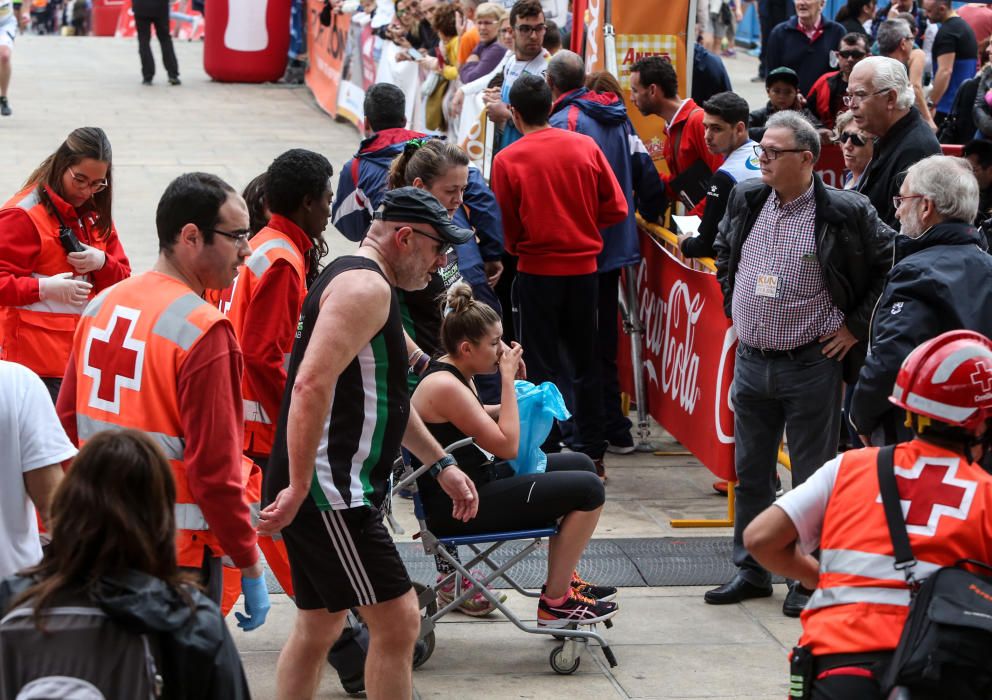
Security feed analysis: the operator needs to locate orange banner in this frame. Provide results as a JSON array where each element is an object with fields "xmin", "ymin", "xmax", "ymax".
[
  {"xmin": 581, "ymin": 0, "xmax": 692, "ymax": 169},
  {"xmin": 304, "ymin": 0, "xmax": 350, "ymax": 118}
]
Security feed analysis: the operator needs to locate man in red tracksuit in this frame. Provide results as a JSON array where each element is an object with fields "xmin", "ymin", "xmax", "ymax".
[
  {"xmin": 629, "ymin": 55, "xmax": 724, "ymax": 214},
  {"xmin": 490, "ymin": 73, "xmax": 628, "ymax": 480}
]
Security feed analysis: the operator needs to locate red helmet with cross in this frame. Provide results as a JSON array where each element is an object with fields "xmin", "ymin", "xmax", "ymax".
[{"xmin": 889, "ymin": 330, "xmax": 992, "ymax": 432}]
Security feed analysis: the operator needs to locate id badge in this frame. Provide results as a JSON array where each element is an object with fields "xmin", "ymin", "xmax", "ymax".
[{"xmin": 755, "ymin": 273, "xmax": 780, "ymax": 298}]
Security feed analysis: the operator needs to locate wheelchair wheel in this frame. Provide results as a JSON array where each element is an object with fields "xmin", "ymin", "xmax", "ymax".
[
  {"xmin": 549, "ymin": 644, "xmax": 581, "ymax": 675},
  {"xmin": 412, "ymin": 581, "xmax": 437, "ymax": 669}
]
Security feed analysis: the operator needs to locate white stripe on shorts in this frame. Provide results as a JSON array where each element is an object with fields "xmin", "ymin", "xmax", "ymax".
[{"xmin": 321, "ymin": 510, "xmax": 378, "ymax": 606}]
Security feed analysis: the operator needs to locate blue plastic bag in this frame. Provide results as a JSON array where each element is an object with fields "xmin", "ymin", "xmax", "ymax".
[{"xmin": 507, "ymin": 380, "xmax": 571, "ymax": 475}]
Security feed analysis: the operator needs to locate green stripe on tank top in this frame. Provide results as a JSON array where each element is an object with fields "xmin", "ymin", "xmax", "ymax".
[
  {"xmin": 359, "ymin": 333, "xmax": 390, "ymax": 505},
  {"xmin": 309, "ymin": 468, "xmax": 332, "ymax": 509}
]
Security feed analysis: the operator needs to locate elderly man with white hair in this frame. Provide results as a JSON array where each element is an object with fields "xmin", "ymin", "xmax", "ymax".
[
  {"xmin": 851, "ymin": 154, "xmax": 992, "ymax": 446},
  {"xmin": 848, "ymin": 55, "xmax": 942, "ymax": 228}
]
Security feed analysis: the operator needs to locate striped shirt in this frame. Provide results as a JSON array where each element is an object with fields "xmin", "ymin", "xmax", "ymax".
[
  {"xmin": 731, "ymin": 181, "xmax": 845, "ymax": 350},
  {"xmin": 265, "ymin": 256, "xmax": 409, "ymax": 512}
]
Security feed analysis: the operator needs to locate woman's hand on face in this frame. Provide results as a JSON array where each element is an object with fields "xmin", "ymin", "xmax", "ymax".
[{"xmin": 499, "ymin": 341, "xmax": 523, "ymax": 379}]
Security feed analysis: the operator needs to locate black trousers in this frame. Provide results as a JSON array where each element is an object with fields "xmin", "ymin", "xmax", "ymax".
[
  {"xmin": 514, "ymin": 271, "xmax": 605, "ymax": 460},
  {"xmin": 135, "ymin": 11, "xmax": 179, "ymax": 80}
]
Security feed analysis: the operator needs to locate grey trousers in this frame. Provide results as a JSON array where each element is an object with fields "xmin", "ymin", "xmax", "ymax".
[{"xmin": 731, "ymin": 341, "xmax": 843, "ymax": 585}]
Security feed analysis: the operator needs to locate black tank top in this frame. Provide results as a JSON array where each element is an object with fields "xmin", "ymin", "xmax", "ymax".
[
  {"xmin": 414, "ymin": 361, "xmax": 496, "ymax": 506},
  {"xmin": 265, "ymin": 256, "xmax": 409, "ymax": 511}
]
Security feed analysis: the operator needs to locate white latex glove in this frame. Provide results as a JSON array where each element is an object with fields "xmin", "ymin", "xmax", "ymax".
[
  {"xmin": 39, "ymin": 272, "xmax": 92, "ymax": 305},
  {"xmin": 66, "ymin": 244, "xmax": 106, "ymax": 275}
]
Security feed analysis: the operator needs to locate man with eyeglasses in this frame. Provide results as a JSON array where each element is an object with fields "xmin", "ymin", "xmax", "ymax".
[
  {"xmin": 58, "ymin": 172, "xmax": 271, "ymax": 631},
  {"xmin": 710, "ymin": 110, "xmax": 893, "ymax": 616},
  {"xmin": 806, "ymin": 32, "xmax": 869, "ymax": 130},
  {"xmin": 481, "ymin": 0, "xmax": 550, "ymax": 150},
  {"xmin": 259, "ymin": 187, "xmax": 479, "ymax": 700},
  {"xmin": 851, "ymin": 155, "xmax": 992, "ymax": 447},
  {"xmin": 849, "ymin": 56, "xmax": 941, "ymax": 228}
]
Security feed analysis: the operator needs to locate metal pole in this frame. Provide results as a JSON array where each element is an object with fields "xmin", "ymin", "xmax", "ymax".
[
  {"xmin": 603, "ymin": 0, "xmax": 617, "ymax": 77},
  {"xmin": 619, "ymin": 265, "xmax": 655, "ymax": 452}
]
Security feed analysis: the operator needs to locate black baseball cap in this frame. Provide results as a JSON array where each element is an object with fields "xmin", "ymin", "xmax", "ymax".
[
  {"xmin": 374, "ymin": 187, "xmax": 474, "ymax": 245},
  {"xmin": 766, "ymin": 66, "xmax": 799, "ymax": 88}
]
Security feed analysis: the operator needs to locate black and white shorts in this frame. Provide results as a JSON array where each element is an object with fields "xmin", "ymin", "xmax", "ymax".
[{"xmin": 282, "ymin": 505, "xmax": 412, "ymax": 612}]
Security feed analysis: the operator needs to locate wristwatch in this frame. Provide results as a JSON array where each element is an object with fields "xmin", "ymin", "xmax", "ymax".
[{"xmin": 428, "ymin": 454, "xmax": 457, "ymax": 478}]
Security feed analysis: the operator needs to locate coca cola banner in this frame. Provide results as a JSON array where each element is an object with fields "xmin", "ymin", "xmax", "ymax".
[{"xmin": 618, "ymin": 228, "xmax": 738, "ymax": 481}]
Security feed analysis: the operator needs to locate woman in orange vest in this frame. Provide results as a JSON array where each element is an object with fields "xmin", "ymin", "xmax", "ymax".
[
  {"xmin": 0, "ymin": 126, "xmax": 130, "ymax": 401},
  {"xmin": 744, "ymin": 330, "xmax": 992, "ymax": 699}
]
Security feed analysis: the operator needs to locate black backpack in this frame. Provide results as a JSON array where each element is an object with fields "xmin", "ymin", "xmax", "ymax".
[{"xmin": 876, "ymin": 445, "xmax": 992, "ymax": 699}]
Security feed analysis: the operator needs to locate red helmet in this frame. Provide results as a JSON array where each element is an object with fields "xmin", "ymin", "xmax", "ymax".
[{"xmin": 889, "ymin": 330, "xmax": 992, "ymax": 431}]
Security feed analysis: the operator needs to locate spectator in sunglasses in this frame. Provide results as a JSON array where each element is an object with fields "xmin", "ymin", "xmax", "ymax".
[
  {"xmin": 807, "ymin": 32, "xmax": 870, "ymax": 130},
  {"xmin": 834, "ymin": 110, "xmax": 874, "ymax": 189}
]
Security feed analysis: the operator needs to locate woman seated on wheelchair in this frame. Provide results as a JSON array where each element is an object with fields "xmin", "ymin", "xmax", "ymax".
[
  {"xmin": 412, "ymin": 282, "xmax": 619, "ymax": 627},
  {"xmin": 0, "ymin": 429, "xmax": 249, "ymax": 697}
]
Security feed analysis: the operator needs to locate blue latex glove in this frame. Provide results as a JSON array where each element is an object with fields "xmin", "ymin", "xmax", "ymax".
[{"xmin": 235, "ymin": 574, "xmax": 271, "ymax": 631}]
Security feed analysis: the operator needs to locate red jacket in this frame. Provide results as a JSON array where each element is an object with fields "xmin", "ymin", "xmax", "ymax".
[
  {"xmin": 806, "ymin": 71, "xmax": 848, "ymax": 130},
  {"xmin": 662, "ymin": 98, "xmax": 725, "ymax": 214},
  {"xmin": 491, "ymin": 127, "xmax": 628, "ymax": 275}
]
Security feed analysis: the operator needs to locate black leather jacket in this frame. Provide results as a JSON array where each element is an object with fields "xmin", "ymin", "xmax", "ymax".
[{"xmin": 714, "ymin": 173, "xmax": 895, "ymax": 379}]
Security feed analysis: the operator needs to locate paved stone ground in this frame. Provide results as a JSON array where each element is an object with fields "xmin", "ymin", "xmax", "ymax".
[{"xmin": 9, "ymin": 35, "xmax": 800, "ymax": 698}]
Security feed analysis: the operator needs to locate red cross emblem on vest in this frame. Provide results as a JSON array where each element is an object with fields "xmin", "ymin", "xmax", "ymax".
[
  {"xmin": 82, "ymin": 306, "xmax": 146, "ymax": 414},
  {"xmin": 887, "ymin": 456, "xmax": 978, "ymax": 536}
]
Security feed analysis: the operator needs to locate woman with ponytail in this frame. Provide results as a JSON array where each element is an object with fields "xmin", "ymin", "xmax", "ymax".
[{"xmin": 411, "ymin": 282, "xmax": 620, "ymax": 628}]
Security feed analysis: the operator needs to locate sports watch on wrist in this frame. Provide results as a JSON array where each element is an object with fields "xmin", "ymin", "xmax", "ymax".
[{"xmin": 428, "ymin": 454, "xmax": 457, "ymax": 478}]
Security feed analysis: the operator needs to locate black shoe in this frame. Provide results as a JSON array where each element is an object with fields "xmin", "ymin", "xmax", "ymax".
[
  {"xmin": 704, "ymin": 574, "xmax": 773, "ymax": 605},
  {"xmin": 142, "ymin": 78, "xmax": 153, "ymax": 85},
  {"xmin": 0, "ymin": 96, "xmax": 11, "ymax": 116},
  {"xmin": 168, "ymin": 77, "xmax": 181, "ymax": 86},
  {"xmin": 782, "ymin": 582, "xmax": 813, "ymax": 618}
]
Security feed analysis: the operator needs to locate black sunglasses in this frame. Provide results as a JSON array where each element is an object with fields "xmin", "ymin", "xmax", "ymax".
[
  {"xmin": 396, "ymin": 226, "xmax": 452, "ymax": 256},
  {"xmin": 838, "ymin": 132, "xmax": 867, "ymax": 147},
  {"xmin": 837, "ymin": 49, "xmax": 866, "ymax": 59}
]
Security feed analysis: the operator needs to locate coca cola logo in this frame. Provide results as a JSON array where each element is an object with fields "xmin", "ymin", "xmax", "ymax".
[
  {"xmin": 714, "ymin": 326, "xmax": 737, "ymax": 444},
  {"xmin": 637, "ymin": 260, "xmax": 702, "ymax": 415}
]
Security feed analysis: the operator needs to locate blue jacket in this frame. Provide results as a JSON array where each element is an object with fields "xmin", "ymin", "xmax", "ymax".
[
  {"xmin": 765, "ymin": 16, "xmax": 847, "ymax": 95},
  {"xmin": 549, "ymin": 88, "xmax": 666, "ymax": 272},
  {"xmin": 851, "ymin": 221, "xmax": 992, "ymax": 440},
  {"xmin": 331, "ymin": 128, "xmax": 503, "ymax": 286}
]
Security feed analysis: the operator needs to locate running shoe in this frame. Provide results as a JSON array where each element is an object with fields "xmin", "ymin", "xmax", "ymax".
[
  {"xmin": 571, "ymin": 570, "xmax": 617, "ymax": 602},
  {"xmin": 435, "ymin": 572, "xmax": 506, "ymax": 617},
  {"xmin": 606, "ymin": 432, "xmax": 636, "ymax": 455},
  {"xmin": 538, "ymin": 588, "xmax": 619, "ymax": 628},
  {"xmin": 0, "ymin": 97, "xmax": 11, "ymax": 116}
]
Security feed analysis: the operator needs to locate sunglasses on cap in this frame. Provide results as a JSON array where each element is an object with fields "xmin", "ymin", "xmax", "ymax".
[{"xmin": 838, "ymin": 131, "xmax": 867, "ymax": 147}]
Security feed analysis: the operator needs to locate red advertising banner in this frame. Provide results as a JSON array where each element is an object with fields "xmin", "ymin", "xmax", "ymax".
[
  {"xmin": 305, "ymin": 0, "xmax": 350, "ymax": 118},
  {"xmin": 618, "ymin": 228, "xmax": 738, "ymax": 480}
]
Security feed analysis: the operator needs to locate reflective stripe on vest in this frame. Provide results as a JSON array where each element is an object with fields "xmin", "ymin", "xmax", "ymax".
[
  {"xmin": 243, "ymin": 399, "xmax": 271, "ymax": 425},
  {"xmin": 807, "ymin": 585, "xmax": 911, "ymax": 610},
  {"xmin": 152, "ymin": 292, "xmax": 210, "ymax": 351},
  {"xmin": 175, "ymin": 503, "xmax": 210, "ymax": 531},
  {"xmin": 76, "ymin": 413, "xmax": 186, "ymax": 461},
  {"xmin": 283, "ymin": 353, "xmax": 291, "ymax": 372},
  {"xmin": 246, "ymin": 238, "xmax": 301, "ymax": 277},
  {"xmin": 16, "ymin": 188, "xmax": 42, "ymax": 211},
  {"xmin": 81, "ymin": 286, "xmax": 112, "ymax": 318},
  {"xmin": 819, "ymin": 549, "xmax": 943, "ymax": 583}
]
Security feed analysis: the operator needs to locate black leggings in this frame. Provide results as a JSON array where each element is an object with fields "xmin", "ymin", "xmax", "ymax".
[{"xmin": 425, "ymin": 452, "xmax": 605, "ymax": 537}]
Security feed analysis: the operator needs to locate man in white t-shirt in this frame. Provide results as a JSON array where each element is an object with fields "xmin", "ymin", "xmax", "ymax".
[
  {"xmin": 0, "ymin": 360, "xmax": 76, "ymax": 579},
  {"xmin": 483, "ymin": 0, "xmax": 550, "ymax": 149},
  {"xmin": 0, "ymin": 0, "xmax": 27, "ymax": 117}
]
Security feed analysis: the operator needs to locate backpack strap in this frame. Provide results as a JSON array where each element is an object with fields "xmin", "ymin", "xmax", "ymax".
[{"xmin": 876, "ymin": 445, "xmax": 919, "ymax": 586}]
